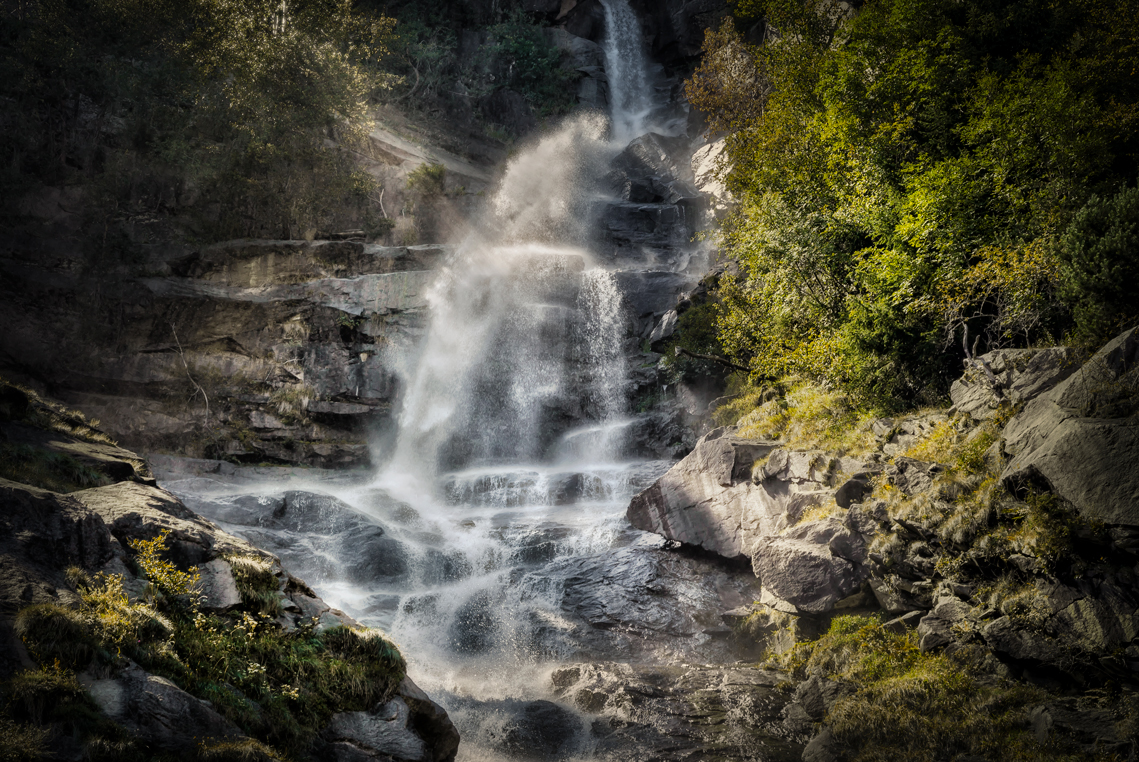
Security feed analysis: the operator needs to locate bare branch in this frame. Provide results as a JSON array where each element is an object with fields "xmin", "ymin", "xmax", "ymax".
[{"xmin": 170, "ymin": 323, "xmax": 210, "ymax": 423}]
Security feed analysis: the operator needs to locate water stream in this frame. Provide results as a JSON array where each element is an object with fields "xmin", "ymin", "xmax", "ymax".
[{"xmin": 158, "ymin": 3, "xmax": 747, "ymax": 759}]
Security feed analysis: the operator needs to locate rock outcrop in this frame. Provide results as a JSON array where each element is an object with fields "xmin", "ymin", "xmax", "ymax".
[
  {"xmin": 1001, "ymin": 327, "xmax": 1139, "ymax": 526},
  {"xmin": 1, "ymin": 239, "xmax": 448, "ymax": 468},
  {"xmin": 627, "ymin": 428, "xmax": 874, "ymax": 615},
  {"xmin": 0, "ymin": 404, "xmax": 459, "ymax": 761},
  {"xmin": 628, "ymin": 328, "xmax": 1139, "ymax": 689}
]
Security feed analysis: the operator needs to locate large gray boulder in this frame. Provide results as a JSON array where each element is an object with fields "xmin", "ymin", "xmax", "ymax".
[
  {"xmin": 83, "ymin": 664, "xmax": 246, "ymax": 750},
  {"xmin": 626, "ymin": 431, "xmax": 781, "ymax": 558},
  {"xmin": 1002, "ymin": 327, "xmax": 1139, "ymax": 526},
  {"xmin": 950, "ymin": 346, "xmax": 1081, "ymax": 421},
  {"xmin": 627, "ymin": 430, "xmax": 871, "ymax": 615}
]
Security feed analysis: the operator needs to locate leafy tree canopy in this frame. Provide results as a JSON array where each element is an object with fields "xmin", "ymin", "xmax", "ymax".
[{"xmin": 689, "ymin": 0, "xmax": 1139, "ymax": 406}]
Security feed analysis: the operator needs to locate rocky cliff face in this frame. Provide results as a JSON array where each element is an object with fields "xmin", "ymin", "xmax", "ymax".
[
  {"xmin": 625, "ymin": 328, "xmax": 1139, "ymax": 758},
  {"xmin": 1, "ymin": 239, "xmax": 451, "ymax": 468},
  {"xmin": 0, "ymin": 383, "xmax": 459, "ymax": 761}
]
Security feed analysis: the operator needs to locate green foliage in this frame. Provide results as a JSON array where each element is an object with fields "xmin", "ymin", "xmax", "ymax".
[
  {"xmin": 13, "ymin": 532, "xmax": 407, "ymax": 757},
  {"xmin": 486, "ymin": 12, "xmax": 575, "ymax": 116},
  {"xmin": 6, "ymin": 661, "xmax": 89, "ymax": 724},
  {"xmin": 771, "ymin": 615, "xmax": 1101, "ymax": 761},
  {"xmin": 197, "ymin": 739, "xmax": 283, "ymax": 762},
  {"xmin": 227, "ymin": 555, "xmax": 283, "ymax": 618},
  {"xmin": 130, "ymin": 530, "xmax": 201, "ymax": 603},
  {"xmin": 406, "ymin": 162, "xmax": 447, "ymax": 198},
  {"xmin": 692, "ymin": 0, "xmax": 1139, "ymax": 407},
  {"xmin": 14, "ymin": 603, "xmax": 101, "ymax": 669},
  {"xmin": 0, "ymin": 443, "xmax": 112, "ymax": 493},
  {"xmin": 662, "ymin": 302, "xmax": 732, "ymax": 382},
  {"xmin": 0, "ymin": 0, "xmax": 398, "ymax": 243},
  {"xmin": 721, "ymin": 379, "xmax": 879, "ymax": 455},
  {"xmin": 1058, "ymin": 184, "xmax": 1139, "ymax": 342}
]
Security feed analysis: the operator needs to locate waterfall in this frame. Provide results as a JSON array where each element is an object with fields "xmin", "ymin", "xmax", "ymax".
[
  {"xmin": 599, "ymin": 0, "xmax": 656, "ymax": 143},
  {"xmin": 383, "ymin": 114, "xmax": 628, "ymax": 484}
]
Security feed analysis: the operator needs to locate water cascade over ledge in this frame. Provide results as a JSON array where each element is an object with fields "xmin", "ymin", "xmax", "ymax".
[{"xmin": 157, "ymin": 2, "xmax": 752, "ymax": 759}]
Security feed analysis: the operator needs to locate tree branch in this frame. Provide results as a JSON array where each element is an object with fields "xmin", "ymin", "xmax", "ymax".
[{"xmin": 674, "ymin": 346, "xmax": 750, "ymax": 373}]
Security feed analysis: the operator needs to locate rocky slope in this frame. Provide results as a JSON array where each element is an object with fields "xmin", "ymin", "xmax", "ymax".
[
  {"xmin": 615, "ymin": 327, "xmax": 1139, "ymax": 759},
  {"xmin": 0, "ymin": 381, "xmax": 459, "ymax": 761}
]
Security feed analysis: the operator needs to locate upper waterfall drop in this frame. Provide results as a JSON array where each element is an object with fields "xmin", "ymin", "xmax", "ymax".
[
  {"xmin": 380, "ymin": 114, "xmax": 631, "ymax": 487},
  {"xmin": 600, "ymin": 0, "xmax": 657, "ymax": 143}
]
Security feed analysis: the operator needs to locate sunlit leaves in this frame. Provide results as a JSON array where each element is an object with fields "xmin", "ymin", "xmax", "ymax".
[{"xmin": 693, "ymin": 0, "xmax": 1139, "ymax": 405}]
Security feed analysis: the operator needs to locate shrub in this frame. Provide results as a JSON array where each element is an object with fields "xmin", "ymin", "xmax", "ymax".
[
  {"xmin": 1059, "ymin": 184, "xmax": 1139, "ymax": 342},
  {"xmin": 130, "ymin": 530, "xmax": 201, "ymax": 603},
  {"xmin": 227, "ymin": 556, "xmax": 283, "ymax": 618},
  {"xmin": 770, "ymin": 615, "xmax": 1096, "ymax": 761},
  {"xmin": 405, "ymin": 163, "xmax": 447, "ymax": 198},
  {"xmin": 13, "ymin": 523, "xmax": 407, "ymax": 758},
  {"xmin": 14, "ymin": 603, "xmax": 100, "ymax": 670},
  {"xmin": 6, "ymin": 662, "xmax": 88, "ymax": 724}
]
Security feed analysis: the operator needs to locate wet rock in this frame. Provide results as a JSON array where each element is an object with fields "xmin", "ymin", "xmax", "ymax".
[
  {"xmin": 176, "ymin": 489, "xmax": 412, "ymax": 588},
  {"xmin": 498, "ymin": 700, "xmax": 583, "ymax": 761},
  {"xmin": 450, "ymin": 590, "xmax": 497, "ymax": 655},
  {"xmin": 1002, "ymin": 327, "xmax": 1139, "ymax": 526},
  {"xmin": 325, "ymin": 697, "xmax": 427, "ymax": 761},
  {"xmin": 550, "ymin": 543, "xmax": 762, "ymax": 663},
  {"xmin": 399, "ymin": 677, "xmax": 461, "ymax": 762},
  {"xmin": 550, "ymin": 662, "xmax": 803, "ymax": 762}
]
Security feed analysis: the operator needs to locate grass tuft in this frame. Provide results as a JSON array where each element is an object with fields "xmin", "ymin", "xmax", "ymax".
[
  {"xmin": 0, "ymin": 442, "xmax": 112, "ymax": 493},
  {"xmin": 0, "ymin": 717, "xmax": 49, "ymax": 761},
  {"xmin": 227, "ymin": 556, "xmax": 282, "ymax": 618},
  {"xmin": 721, "ymin": 379, "xmax": 879, "ymax": 455},
  {"xmin": 768, "ymin": 615, "xmax": 1118, "ymax": 761}
]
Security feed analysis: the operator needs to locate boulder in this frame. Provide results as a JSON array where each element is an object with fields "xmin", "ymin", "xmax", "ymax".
[
  {"xmin": 83, "ymin": 663, "xmax": 246, "ymax": 750},
  {"xmin": 497, "ymin": 700, "xmax": 583, "ymax": 760},
  {"xmin": 916, "ymin": 598, "xmax": 974, "ymax": 652},
  {"xmin": 950, "ymin": 346, "xmax": 1081, "ymax": 421},
  {"xmin": 197, "ymin": 558, "xmax": 242, "ymax": 611},
  {"xmin": 325, "ymin": 697, "xmax": 431, "ymax": 762},
  {"xmin": 1002, "ymin": 327, "xmax": 1139, "ymax": 526},
  {"xmin": 71, "ymin": 481, "xmax": 258, "ymax": 566},
  {"xmin": 397, "ymin": 677, "xmax": 461, "ymax": 762},
  {"xmin": 549, "ymin": 662, "xmax": 802, "ymax": 761},
  {"xmin": 753, "ymin": 534, "xmax": 866, "ymax": 616},
  {"xmin": 980, "ymin": 616, "xmax": 1068, "ymax": 663},
  {"xmin": 626, "ymin": 432, "xmax": 781, "ymax": 558},
  {"xmin": 691, "ymin": 138, "xmax": 732, "ymax": 209}
]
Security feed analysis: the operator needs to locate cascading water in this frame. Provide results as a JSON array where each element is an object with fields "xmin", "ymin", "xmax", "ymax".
[
  {"xmin": 157, "ymin": 3, "xmax": 753, "ymax": 760},
  {"xmin": 599, "ymin": 0, "xmax": 656, "ymax": 143}
]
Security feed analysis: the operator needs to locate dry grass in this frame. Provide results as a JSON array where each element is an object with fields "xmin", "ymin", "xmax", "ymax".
[
  {"xmin": 720, "ymin": 379, "xmax": 879, "ymax": 455},
  {"xmin": 768, "ymin": 615, "xmax": 1124, "ymax": 762}
]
